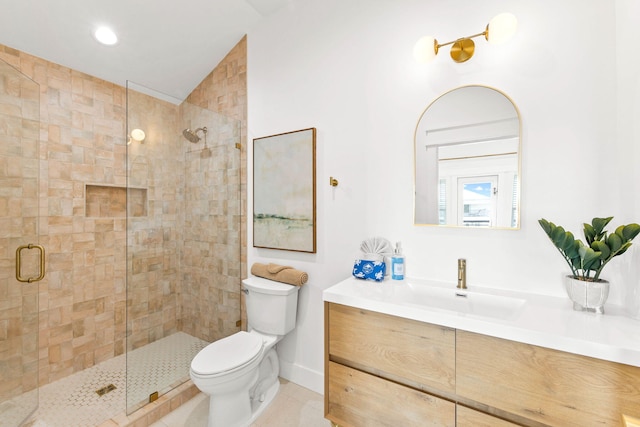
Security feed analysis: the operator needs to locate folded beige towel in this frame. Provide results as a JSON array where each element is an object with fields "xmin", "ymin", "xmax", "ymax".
[{"xmin": 250, "ymin": 262, "xmax": 308, "ymax": 286}]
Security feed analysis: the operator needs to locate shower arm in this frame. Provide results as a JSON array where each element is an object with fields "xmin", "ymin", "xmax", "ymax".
[{"xmin": 199, "ymin": 127, "xmax": 208, "ymax": 147}]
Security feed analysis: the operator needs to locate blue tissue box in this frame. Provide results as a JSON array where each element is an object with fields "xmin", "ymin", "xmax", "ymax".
[{"xmin": 352, "ymin": 259, "xmax": 386, "ymax": 282}]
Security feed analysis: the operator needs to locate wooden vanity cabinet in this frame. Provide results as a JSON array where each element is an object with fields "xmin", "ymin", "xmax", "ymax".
[
  {"xmin": 325, "ymin": 302, "xmax": 640, "ymax": 427},
  {"xmin": 328, "ymin": 361, "xmax": 455, "ymax": 426},
  {"xmin": 325, "ymin": 302, "xmax": 456, "ymax": 427},
  {"xmin": 455, "ymin": 405, "xmax": 521, "ymax": 427},
  {"xmin": 457, "ymin": 331, "xmax": 640, "ymax": 427}
]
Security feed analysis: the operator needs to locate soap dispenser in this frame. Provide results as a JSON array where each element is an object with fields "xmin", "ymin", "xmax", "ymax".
[{"xmin": 391, "ymin": 242, "xmax": 405, "ymax": 281}]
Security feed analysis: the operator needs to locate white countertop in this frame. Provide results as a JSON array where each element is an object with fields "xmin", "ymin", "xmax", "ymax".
[{"xmin": 323, "ymin": 276, "xmax": 640, "ymax": 368}]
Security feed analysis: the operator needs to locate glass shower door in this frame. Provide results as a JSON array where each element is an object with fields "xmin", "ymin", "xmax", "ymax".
[
  {"xmin": 0, "ymin": 59, "xmax": 41, "ymax": 425},
  {"xmin": 125, "ymin": 82, "xmax": 242, "ymax": 414}
]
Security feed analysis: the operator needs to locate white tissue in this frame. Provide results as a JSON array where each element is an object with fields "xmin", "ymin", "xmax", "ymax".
[{"xmin": 360, "ymin": 237, "xmax": 393, "ymax": 261}]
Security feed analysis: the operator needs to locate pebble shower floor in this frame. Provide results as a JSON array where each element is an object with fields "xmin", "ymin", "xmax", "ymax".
[{"xmin": 4, "ymin": 332, "xmax": 207, "ymax": 427}]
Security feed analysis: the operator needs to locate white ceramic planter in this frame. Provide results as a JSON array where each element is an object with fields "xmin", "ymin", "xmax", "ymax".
[{"xmin": 564, "ymin": 275, "xmax": 610, "ymax": 314}]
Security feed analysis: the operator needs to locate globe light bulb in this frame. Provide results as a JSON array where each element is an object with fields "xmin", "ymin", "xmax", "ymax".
[
  {"xmin": 130, "ymin": 129, "xmax": 146, "ymax": 143},
  {"xmin": 413, "ymin": 36, "xmax": 438, "ymax": 63},
  {"xmin": 487, "ymin": 13, "xmax": 517, "ymax": 45}
]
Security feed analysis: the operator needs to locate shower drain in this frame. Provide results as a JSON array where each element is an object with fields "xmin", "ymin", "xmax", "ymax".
[{"xmin": 95, "ymin": 384, "xmax": 117, "ymax": 396}]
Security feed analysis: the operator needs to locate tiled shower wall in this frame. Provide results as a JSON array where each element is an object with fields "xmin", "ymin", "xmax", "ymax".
[
  {"xmin": 0, "ymin": 56, "xmax": 40, "ymax": 403},
  {"xmin": 0, "ymin": 44, "xmax": 128, "ymax": 387},
  {"xmin": 126, "ymin": 90, "xmax": 181, "ymax": 352},
  {"xmin": 186, "ymin": 36, "xmax": 248, "ymax": 329},
  {"xmin": 178, "ymin": 103, "xmax": 241, "ymax": 342},
  {"xmin": 0, "ymin": 34, "xmax": 248, "ymax": 389}
]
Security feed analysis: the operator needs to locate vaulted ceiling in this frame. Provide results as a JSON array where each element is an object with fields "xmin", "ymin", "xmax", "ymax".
[{"xmin": 0, "ymin": 0, "xmax": 293, "ymax": 102}]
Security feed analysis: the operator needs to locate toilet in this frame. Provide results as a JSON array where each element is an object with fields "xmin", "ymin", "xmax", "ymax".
[{"xmin": 190, "ymin": 276, "xmax": 299, "ymax": 427}]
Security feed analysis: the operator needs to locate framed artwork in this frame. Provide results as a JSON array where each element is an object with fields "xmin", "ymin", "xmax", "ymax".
[{"xmin": 253, "ymin": 128, "xmax": 316, "ymax": 253}]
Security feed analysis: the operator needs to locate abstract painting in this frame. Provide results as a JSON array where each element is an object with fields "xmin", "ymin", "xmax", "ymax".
[{"xmin": 253, "ymin": 128, "xmax": 316, "ymax": 252}]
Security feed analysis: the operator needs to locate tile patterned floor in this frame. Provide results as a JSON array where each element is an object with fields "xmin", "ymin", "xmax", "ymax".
[
  {"xmin": 150, "ymin": 379, "xmax": 331, "ymax": 427},
  {"xmin": 125, "ymin": 333, "xmax": 208, "ymax": 412},
  {"xmin": 12, "ymin": 332, "xmax": 207, "ymax": 427},
  {"xmin": 4, "ymin": 333, "xmax": 328, "ymax": 427}
]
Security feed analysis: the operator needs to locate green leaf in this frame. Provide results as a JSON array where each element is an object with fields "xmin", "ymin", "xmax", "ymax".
[
  {"xmin": 583, "ymin": 223, "xmax": 596, "ymax": 244},
  {"xmin": 592, "ymin": 217, "xmax": 613, "ymax": 235},
  {"xmin": 608, "ymin": 233, "xmax": 623, "ymax": 252},
  {"xmin": 579, "ymin": 246, "xmax": 601, "ymax": 271},
  {"xmin": 562, "ymin": 232, "xmax": 577, "ymax": 256},
  {"xmin": 568, "ymin": 239, "xmax": 581, "ymax": 259},
  {"xmin": 591, "ymin": 240, "xmax": 610, "ymax": 260},
  {"xmin": 538, "ymin": 219, "xmax": 552, "ymax": 235},
  {"xmin": 552, "ymin": 226, "xmax": 567, "ymax": 248},
  {"xmin": 622, "ymin": 223, "xmax": 640, "ymax": 241},
  {"xmin": 617, "ymin": 241, "xmax": 633, "ymax": 256}
]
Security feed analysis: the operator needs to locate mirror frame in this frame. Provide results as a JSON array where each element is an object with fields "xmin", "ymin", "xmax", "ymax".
[{"xmin": 413, "ymin": 85, "xmax": 522, "ymax": 229}]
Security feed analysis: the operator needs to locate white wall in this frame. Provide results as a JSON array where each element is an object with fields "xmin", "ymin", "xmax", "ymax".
[
  {"xmin": 247, "ymin": 0, "xmax": 640, "ymax": 394},
  {"xmin": 615, "ymin": 0, "xmax": 640, "ymax": 318}
]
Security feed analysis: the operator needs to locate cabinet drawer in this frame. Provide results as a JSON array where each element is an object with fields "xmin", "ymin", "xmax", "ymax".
[
  {"xmin": 327, "ymin": 361, "xmax": 455, "ymax": 427},
  {"xmin": 456, "ymin": 405, "xmax": 522, "ymax": 427},
  {"xmin": 327, "ymin": 303, "xmax": 455, "ymax": 393},
  {"xmin": 457, "ymin": 331, "xmax": 640, "ymax": 427}
]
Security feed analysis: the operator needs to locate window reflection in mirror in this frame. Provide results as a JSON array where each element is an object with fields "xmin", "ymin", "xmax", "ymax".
[{"xmin": 414, "ymin": 85, "xmax": 521, "ymax": 229}]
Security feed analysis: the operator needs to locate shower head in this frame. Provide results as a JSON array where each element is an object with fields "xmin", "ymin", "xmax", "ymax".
[
  {"xmin": 182, "ymin": 127, "xmax": 207, "ymax": 143},
  {"xmin": 182, "ymin": 129, "xmax": 200, "ymax": 143}
]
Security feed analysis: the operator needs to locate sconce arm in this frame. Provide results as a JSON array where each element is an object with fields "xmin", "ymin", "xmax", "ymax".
[{"xmin": 436, "ymin": 30, "xmax": 488, "ymax": 50}]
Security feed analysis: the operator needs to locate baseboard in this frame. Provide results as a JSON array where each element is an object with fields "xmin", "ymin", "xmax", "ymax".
[{"xmin": 279, "ymin": 359, "xmax": 324, "ymax": 395}]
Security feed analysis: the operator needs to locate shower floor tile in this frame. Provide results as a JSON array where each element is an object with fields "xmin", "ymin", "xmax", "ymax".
[
  {"xmin": 125, "ymin": 332, "xmax": 208, "ymax": 411},
  {"xmin": 17, "ymin": 332, "xmax": 207, "ymax": 427}
]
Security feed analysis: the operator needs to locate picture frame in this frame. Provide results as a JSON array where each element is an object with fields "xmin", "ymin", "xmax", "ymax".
[{"xmin": 253, "ymin": 128, "xmax": 316, "ymax": 253}]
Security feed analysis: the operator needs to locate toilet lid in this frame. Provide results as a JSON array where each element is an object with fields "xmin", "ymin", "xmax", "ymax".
[{"xmin": 191, "ymin": 331, "xmax": 263, "ymax": 375}]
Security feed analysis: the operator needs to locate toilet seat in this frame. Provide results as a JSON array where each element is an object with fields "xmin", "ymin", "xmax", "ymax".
[{"xmin": 191, "ymin": 331, "xmax": 264, "ymax": 376}]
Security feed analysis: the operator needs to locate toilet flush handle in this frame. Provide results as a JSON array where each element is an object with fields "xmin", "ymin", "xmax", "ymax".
[{"xmin": 241, "ymin": 288, "xmax": 248, "ymax": 294}]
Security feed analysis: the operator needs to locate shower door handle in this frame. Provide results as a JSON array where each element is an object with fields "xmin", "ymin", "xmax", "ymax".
[{"xmin": 16, "ymin": 244, "xmax": 46, "ymax": 283}]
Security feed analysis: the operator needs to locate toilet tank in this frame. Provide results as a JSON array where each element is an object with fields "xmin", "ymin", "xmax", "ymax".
[{"xmin": 243, "ymin": 277, "xmax": 299, "ymax": 336}]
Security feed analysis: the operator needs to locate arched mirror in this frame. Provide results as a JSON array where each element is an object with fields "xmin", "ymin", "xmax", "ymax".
[{"xmin": 414, "ymin": 85, "xmax": 521, "ymax": 228}]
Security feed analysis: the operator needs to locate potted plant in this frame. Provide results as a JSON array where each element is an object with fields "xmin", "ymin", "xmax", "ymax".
[{"xmin": 538, "ymin": 217, "xmax": 640, "ymax": 314}]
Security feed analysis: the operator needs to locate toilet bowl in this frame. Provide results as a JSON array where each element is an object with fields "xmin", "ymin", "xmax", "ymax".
[
  {"xmin": 190, "ymin": 277, "xmax": 299, "ymax": 427},
  {"xmin": 190, "ymin": 331, "xmax": 272, "ymax": 427}
]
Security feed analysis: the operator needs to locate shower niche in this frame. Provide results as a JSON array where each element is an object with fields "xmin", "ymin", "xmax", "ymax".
[
  {"xmin": 125, "ymin": 82, "xmax": 242, "ymax": 413},
  {"xmin": 85, "ymin": 185, "xmax": 147, "ymax": 217}
]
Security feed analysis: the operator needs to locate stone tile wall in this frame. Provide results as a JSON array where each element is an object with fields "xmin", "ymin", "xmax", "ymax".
[
  {"xmin": 178, "ymin": 103, "xmax": 241, "ymax": 342},
  {"xmin": 0, "ymin": 35, "xmax": 248, "ymax": 394},
  {"xmin": 185, "ymin": 35, "xmax": 248, "ymax": 328},
  {"xmin": 126, "ymin": 90, "xmax": 181, "ymax": 352},
  {"xmin": 0, "ymin": 45, "xmax": 128, "ymax": 387},
  {"xmin": 0, "ymin": 55, "xmax": 41, "ymax": 402}
]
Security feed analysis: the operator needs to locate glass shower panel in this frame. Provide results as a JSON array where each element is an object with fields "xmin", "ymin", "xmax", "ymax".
[
  {"xmin": 125, "ymin": 82, "xmax": 241, "ymax": 414},
  {"xmin": 0, "ymin": 59, "xmax": 40, "ymax": 426},
  {"xmin": 179, "ymin": 102, "xmax": 242, "ymax": 344}
]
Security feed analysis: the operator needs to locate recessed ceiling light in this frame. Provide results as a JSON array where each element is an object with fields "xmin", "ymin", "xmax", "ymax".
[{"xmin": 94, "ymin": 26, "xmax": 118, "ymax": 46}]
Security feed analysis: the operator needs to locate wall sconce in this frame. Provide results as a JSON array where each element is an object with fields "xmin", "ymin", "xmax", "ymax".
[
  {"xmin": 127, "ymin": 128, "xmax": 146, "ymax": 145},
  {"xmin": 413, "ymin": 12, "xmax": 517, "ymax": 64}
]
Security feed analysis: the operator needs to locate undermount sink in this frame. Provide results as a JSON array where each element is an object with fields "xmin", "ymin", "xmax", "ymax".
[{"xmin": 401, "ymin": 282, "xmax": 526, "ymax": 320}]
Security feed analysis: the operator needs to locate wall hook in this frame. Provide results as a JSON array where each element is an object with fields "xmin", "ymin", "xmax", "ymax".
[{"xmin": 329, "ymin": 176, "xmax": 339, "ymax": 187}]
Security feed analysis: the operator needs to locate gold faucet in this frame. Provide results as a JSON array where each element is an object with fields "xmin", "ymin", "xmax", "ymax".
[{"xmin": 457, "ymin": 258, "xmax": 467, "ymax": 289}]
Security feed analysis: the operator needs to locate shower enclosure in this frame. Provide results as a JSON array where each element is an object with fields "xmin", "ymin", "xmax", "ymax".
[
  {"xmin": 0, "ymin": 58, "xmax": 41, "ymax": 426},
  {"xmin": 125, "ymin": 83, "xmax": 242, "ymax": 413}
]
